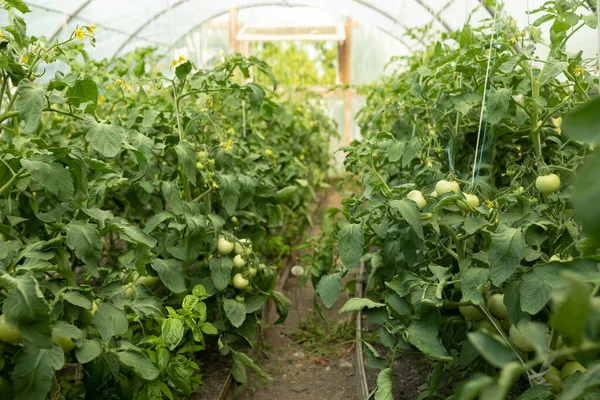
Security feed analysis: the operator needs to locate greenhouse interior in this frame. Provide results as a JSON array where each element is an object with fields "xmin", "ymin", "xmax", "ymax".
[{"xmin": 0, "ymin": 0, "xmax": 599, "ymax": 399}]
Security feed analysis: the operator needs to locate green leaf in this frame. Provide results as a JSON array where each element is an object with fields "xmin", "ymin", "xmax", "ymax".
[
  {"xmin": 217, "ymin": 174, "xmax": 240, "ymax": 215},
  {"xmin": 12, "ymin": 344, "xmax": 64, "ymax": 400},
  {"xmin": 374, "ymin": 368, "xmax": 393, "ymax": 400},
  {"xmin": 223, "ymin": 298, "xmax": 246, "ymax": 328},
  {"xmin": 489, "ymin": 226, "xmax": 524, "ymax": 286},
  {"xmin": 64, "ymin": 220, "xmax": 103, "ymax": 277},
  {"xmin": 162, "ymin": 318, "xmax": 184, "ymax": 350},
  {"xmin": 316, "ymin": 273, "xmax": 341, "ymax": 308},
  {"xmin": 66, "ymin": 77, "xmax": 98, "ymax": 111},
  {"xmin": 245, "ymin": 82, "xmax": 266, "ymax": 113},
  {"xmin": 75, "ymin": 339, "xmax": 103, "ymax": 364},
  {"xmin": 389, "ymin": 199, "xmax": 424, "ymax": 240},
  {"xmin": 81, "ymin": 208, "xmax": 114, "ymax": 229},
  {"xmin": 2, "ymin": 273, "xmax": 50, "ymax": 325},
  {"xmin": 175, "ymin": 61, "xmax": 192, "ymax": 80},
  {"xmin": 540, "ymin": 60, "xmax": 569, "ymax": 84},
  {"xmin": 364, "ymin": 342, "xmax": 388, "ymax": 370},
  {"xmin": 468, "ymin": 331, "xmax": 515, "ymax": 368},
  {"xmin": 460, "ymin": 265, "xmax": 489, "ymax": 305},
  {"xmin": 209, "ymin": 257, "xmax": 233, "ymax": 291},
  {"xmin": 20, "ymin": 159, "xmax": 74, "ymax": 202},
  {"xmin": 15, "ymin": 79, "xmax": 44, "ymax": 133},
  {"xmin": 563, "ymin": 97, "xmax": 600, "ymax": 145},
  {"xmin": 231, "ymin": 351, "xmax": 271, "ymax": 385},
  {"xmin": 4, "ymin": 0, "xmax": 31, "ymax": 13},
  {"xmin": 150, "ymin": 259, "xmax": 186, "ymax": 293},
  {"xmin": 551, "ymin": 272, "xmax": 591, "ymax": 344},
  {"xmin": 85, "ymin": 116, "xmax": 124, "ymax": 158},
  {"xmin": 92, "ymin": 303, "xmax": 128, "ymax": 343},
  {"xmin": 572, "ymin": 151, "xmax": 600, "ymax": 242},
  {"xmin": 338, "ymin": 223, "xmax": 364, "ymax": 269},
  {"xmin": 583, "ymin": 13, "xmax": 598, "ymax": 29},
  {"xmin": 52, "ymin": 321, "xmax": 83, "ymax": 341},
  {"xmin": 339, "ymin": 298, "xmax": 385, "ymax": 314},
  {"xmin": 406, "ymin": 320, "xmax": 452, "ymax": 361},
  {"xmin": 107, "ymin": 220, "xmax": 157, "ymax": 248},
  {"xmin": 487, "ymin": 88, "xmax": 511, "ymax": 125},
  {"xmin": 174, "ymin": 140, "xmax": 196, "ymax": 184},
  {"xmin": 117, "ymin": 351, "xmax": 160, "ymax": 380},
  {"xmin": 201, "ymin": 322, "xmax": 218, "ymax": 335},
  {"xmin": 559, "ymin": 364, "xmax": 600, "ymax": 400},
  {"xmin": 131, "ymin": 296, "xmax": 164, "ymax": 318}
]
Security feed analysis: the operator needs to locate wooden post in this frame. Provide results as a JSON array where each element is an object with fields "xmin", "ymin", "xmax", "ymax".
[
  {"xmin": 228, "ymin": 7, "xmax": 239, "ymax": 53},
  {"xmin": 338, "ymin": 18, "xmax": 352, "ymax": 145}
]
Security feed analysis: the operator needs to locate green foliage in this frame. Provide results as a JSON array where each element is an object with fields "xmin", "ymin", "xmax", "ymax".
[
  {"xmin": 314, "ymin": 2, "xmax": 600, "ymax": 398},
  {"xmin": 0, "ymin": 12, "xmax": 337, "ymax": 399}
]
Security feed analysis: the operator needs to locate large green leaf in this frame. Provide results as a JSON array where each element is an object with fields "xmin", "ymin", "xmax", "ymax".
[
  {"xmin": 572, "ymin": 151, "xmax": 600, "ymax": 242},
  {"xmin": 316, "ymin": 272, "xmax": 341, "ymax": 308},
  {"xmin": 15, "ymin": 79, "xmax": 45, "ymax": 133},
  {"xmin": 12, "ymin": 344, "xmax": 64, "ymax": 400},
  {"xmin": 389, "ymin": 199, "xmax": 424, "ymax": 240},
  {"xmin": 223, "ymin": 298, "xmax": 246, "ymax": 328},
  {"xmin": 20, "ymin": 159, "xmax": 74, "ymax": 202},
  {"xmin": 174, "ymin": 140, "xmax": 196, "ymax": 184},
  {"xmin": 64, "ymin": 220, "xmax": 102, "ymax": 277},
  {"xmin": 75, "ymin": 339, "xmax": 103, "ymax": 364},
  {"xmin": 374, "ymin": 368, "xmax": 393, "ymax": 400},
  {"xmin": 551, "ymin": 272, "xmax": 591, "ymax": 344},
  {"xmin": 487, "ymin": 88, "xmax": 511, "ymax": 125},
  {"xmin": 562, "ymin": 96, "xmax": 600, "ymax": 144},
  {"xmin": 209, "ymin": 257, "xmax": 233, "ymax": 291},
  {"xmin": 85, "ymin": 116, "xmax": 124, "ymax": 158},
  {"xmin": 117, "ymin": 351, "xmax": 160, "ymax": 380},
  {"xmin": 66, "ymin": 77, "xmax": 98, "ymax": 111},
  {"xmin": 150, "ymin": 259, "xmax": 186, "ymax": 293},
  {"xmin": 4, "ymin": 0, "xmax": 31, "ymax": 13},
  {"xmin": 92, "ymin": 303, "xmax": 128, "ymax": 343},
  {"xmin": 559, "ymin": 364, "xmax": 600, "ymax": 400},
  {"xmin": 406, "ymin": 320, "xmax": 452, "ymax": 361},
  {"xmin": 338, "ymin": 223, "xmax": 364, "ymax": 269},
  {"xmin": 217, "ymin": 174, "xmax": 240, "ymax": 215},
  {"xmin": 540, "ymin": 60, "xmax": 569, "ymax": 84},
  {"xmin": 468, "ymin": 331, "xmax": 515, "ymax": 368},
  {"xmin": 488, "ymin": 225, "xmax": 524, "ymax": 285},
  {"xmin": 460, "ymin": 264, "xmax": 489, "ymax": 305},
  {"xmin": 338, "ymin": 298, "xmax": 385, "ymax": 314}
]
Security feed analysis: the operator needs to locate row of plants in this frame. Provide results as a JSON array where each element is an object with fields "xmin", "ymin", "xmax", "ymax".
[
  {"xmin": 311, "ymin": 1, "xmax": 600, "ymax": 399},
  {"xmin": 0, "ymin": 2, "xmax": 337, "ymax": 399}
]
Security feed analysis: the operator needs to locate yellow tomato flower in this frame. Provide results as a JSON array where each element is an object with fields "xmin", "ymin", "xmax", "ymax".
[
  {"xmin": 21, "ymin": 54, "xmax": 28, "ymax": 63},
  {"xmin": 485, "ymin": 199, "xmax": 494, "ymax": 210},
  {"xmin": 212, "ymin": 181, "xmax": 219, "ymax": 189},
  {"xmin": 220, "ymin": 138, "xmax": 233, "ymax": 151},
  {"xmin": 98, "ymin": 95, "xmax": 106, "ymax": 104},
  {"xmin": 0, "ymin": 29, "xmax": 4, "ymax": 40},
  {"xmin": 86, "ymin": 24, "xmax": 97, "ymax": 34},
  {"xmin": 573, "ymin": 67, "xmax": 586, "ymax": 75},
  {"xmin": 74, "ymin": 28, "xmax": 86, "ymax": 40},
  {"xmin": 509, "ymin": 36, "xmax": 517, "ymax": 44},
  {"xmin": 265, "ymin": 149, "xmax": 273, "ymax": 157},
  {"xmin": 309, "ymin": 121, "xmax": 314, "ymax": 127}
]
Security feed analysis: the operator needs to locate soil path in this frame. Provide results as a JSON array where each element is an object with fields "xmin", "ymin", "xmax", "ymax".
[{"xmin": 236, "ymin": 189, "xmax": 358, "ymax": 400}]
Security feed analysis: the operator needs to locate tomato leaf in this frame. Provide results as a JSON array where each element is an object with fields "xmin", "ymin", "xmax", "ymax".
[
  {"xmin": 315, "ymin": 272, "xmax": 341, "ymax": 308},
  {"xmin": 223, "ymin": 298, "xmax": 246, "ymax": 328},
  {"xmin": 209, "ymin": 256, "xmax": 233, "ymax": 291},
  {"xmin": 75, "ymin": 339, "xmax": 103, "ymax": 364},
  {"xmin": 84, "ymin": 116, "xmax": 124, "ymax": 158},
  {"xmin": 374, "ymin": 368, "xmax": 393, "ymax": 400},
  {"xmin": 117, "ymin": 350, "xmax": 160, "ymax": 380},
  {"xmin": 15, "ymin": 79, "xmax": 44, "ymax": 133},
  {"xmin": 551, "ymin": 272, "xmax": 591, "ymax": 344},
  {"xmin": 12, "ymin": 344, "xmax": 64, "ymax": 400},
  {"xmin": 406, "ymin": 320, "xmax": 452, "ymax": 361},
  {"xmin": 21, "ymin": 158, "xmax": 74, "ymax": 202},
  {"xmin": 92, "ymin": 303, "xmax": 128, "ymax": 343},
  {"xmin": 468, "ymin": 331, "xmax": 515, "ymax": 368},
  {"xmin": 338, "ymin": 223, "xmax": 364, "ymax": 269},
  {"xmin": 64, "ymin": 220, "xmax": 102, "ymax": 277},
  {"xmin": 338, "ymin": 298, "xmax": 385, "ymax": 314},
  {"xmin": 487, "ymin": 88, "xmax": 511, "ymax": 125},
  {"xmin": 389, "ymin": 199, "xmax": 424, "ymax": 240},
  {"xmin": 562, "ymin": 97, "xmax": 600, "ymax": 144},
  {"xmin": 488, "ymin": 225, "xmax": 525, "ymax": 286},
  {"xmin": 150, "ymin": 259, "xmax": 186, "ymax": 293}
]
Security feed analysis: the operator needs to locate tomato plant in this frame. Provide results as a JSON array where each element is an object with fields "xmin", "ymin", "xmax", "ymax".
[
  {"xmin": 312, "ymin": 2, "xmax": 600, "ymax": 399},
  {"xmin": 0, "ymin": 3, "xmax": 335, "ymax": 399}
]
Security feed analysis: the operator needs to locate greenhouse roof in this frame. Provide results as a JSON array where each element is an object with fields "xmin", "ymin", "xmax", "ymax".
[{"xmin": 1, "ymin": 0, "xmax": 598, "ymax": 62}]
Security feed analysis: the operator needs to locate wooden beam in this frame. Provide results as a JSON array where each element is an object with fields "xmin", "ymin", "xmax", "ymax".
[
  {"xmin": 338, "ymin": 18, "xmax": 353, "ymax": 145},
  {"xmin": 228, "ymin": 7, "xmax": 239, "ymax": 53}
]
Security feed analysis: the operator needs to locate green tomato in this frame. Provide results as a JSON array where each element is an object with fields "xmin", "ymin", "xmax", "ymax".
[
  {"xmin": 536, "ymin": 174, "xmax": 560, "ymax": 194},
  {"xmin": 217, "ymin": 237, "xmax": 234, "ymax": 255},
  {"xmin": 53, "ymin": 336, "xmax": 76, "ymax": 353},
  {"xmin": 459, "ymin": 305, "xmax": 484, "ymax": 321},
  {"xmin": 137, "ymin": 275, "xmax": 160, "ymax": 288},
  {"xmin": 407, "ymin": 190, "xmax": 427, "ymax": 210},
  {"xmin": 197, "ymin": 151, "xmax": 207, "ymax": 159},
  {"xmin": 91, "ymin": 301, "xmax": 98, "ymax": 317},
  {"xmin": 545, "ymin": 365, "xmax": 562, "ymax": 393},
  {"xmin": 231, "ymin": 216, "xmax": 239, "ymax": 225},
  {"xmin": 457, "ymin": 193, "xmax": 480, "ymax": 212},
  {"xmin": 196, "ymin": 161, "xmax": 205, "ymax": 170},
  {"xmin": 561, "ymin": 361, "xmax": 586, "ymax": 378},
  {"xmin": 0, "ymin": 315, "xmax": 21, "ymax": 344},
  {"xmin": 474, "ymin": 318, "xmax": 495, "ymax": 334},
  {"xmin": 232, "ymin": 273, "xmax": 249, "ymax": 290},
  {"xmin": 435, "ymin": 180, "xmax": 460, "ymax": 195},
  {"xmin": 487, "ymin": 294, "xmax": 509, "ymax": 319},
  {"xmin": 233, "ymin": 254, "xmax": 247, "ymax": 268},
  {"xmin": 125, "ymin": 287, "xmax": 135, "ymax": 298},
  {"xmin": 509, "ymin": 325, "xmax": 534, "ymax": 352},
  {"xmin": 235, "ymin": 295, "xmax": 245, "ymax": 303},
  {"xmin": 234, "ymin": 239, "xmax": 251, "ymax": 255},
  {"xmin": 247, "ymin": 267, "xmax": 257, "ymax": 277}
]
